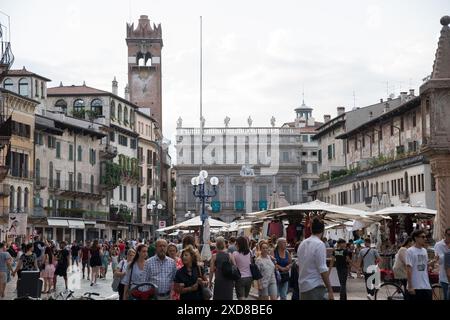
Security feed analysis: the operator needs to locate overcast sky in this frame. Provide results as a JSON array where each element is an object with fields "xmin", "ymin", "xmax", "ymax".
[{"xmin": 1, "ymin": 0, "xmax": 448, "ymax": 159}]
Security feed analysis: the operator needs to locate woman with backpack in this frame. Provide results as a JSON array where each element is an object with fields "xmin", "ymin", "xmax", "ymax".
[
  {"xmin": 209, "ymin": 237, "xmax": 235, "ymax": 300},
  {"xmin": 274, "ymin": 237, "xmax": 292, "ymax": 300},
  {"xmin": 255, "ymin": 240, "xmax": 277, "ymax": 300},
  {"xmin": 233, "ymin": 236, "xmax": 253, "ymax": 300}
]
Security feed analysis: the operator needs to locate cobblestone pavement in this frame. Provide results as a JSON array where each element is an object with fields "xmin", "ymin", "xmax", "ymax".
[{"xmin": 3, "ymin": 264, "xmax": 368, "ymax": 300}]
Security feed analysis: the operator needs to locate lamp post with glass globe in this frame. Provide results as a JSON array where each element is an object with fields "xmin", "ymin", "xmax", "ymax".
[
  {"xmin": 191, "ymin": 170, "xmax": 219, "ymax": 247},
  {"xmin": 147, "ymin": 200, "xmax": 165, "ymax": 238}
]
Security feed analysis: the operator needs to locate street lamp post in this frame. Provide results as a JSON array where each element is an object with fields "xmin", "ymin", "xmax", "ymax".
[
  {"xmin": 147, "ymin": 200, "xmax": 165, "ymax": 239},
  {"xmin": 191, "ymin": 170, "xmax": 219, "ymax": 248}
]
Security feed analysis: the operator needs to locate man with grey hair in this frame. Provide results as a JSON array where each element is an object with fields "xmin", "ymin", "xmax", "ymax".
[{"xmin": 144, "ymin": 238, "xmax": 177, "ymax": 300}]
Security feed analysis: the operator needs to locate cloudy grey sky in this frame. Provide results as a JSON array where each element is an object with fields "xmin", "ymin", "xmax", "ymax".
[{"xmin": 1, "ymin": 0, "xmax": 448, "ymax": 159}]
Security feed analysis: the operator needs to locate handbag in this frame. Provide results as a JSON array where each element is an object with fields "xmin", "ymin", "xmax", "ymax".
[
  {"xmin": 280, "ymin": 271, "xmax": 290, "ymax": 283},
  {"xmin": 111, "ymin": 260, "xmax": 125, "ymax": 292},
  {"xmin": 197, "ymin": 265, "xmax": 212, "ymax": 300},
  {"xmin": 250, "ymin": 256, "xmax": 263, "ymax": 281},
  {"xmin": 222, "ymin": 255, "xmax": 241, "ymax": 281}
]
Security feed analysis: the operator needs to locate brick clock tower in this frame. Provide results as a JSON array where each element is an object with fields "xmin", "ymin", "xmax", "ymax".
[{"xmin": 126, "ymin": 15, "xmax": 163, "ymax": 128}]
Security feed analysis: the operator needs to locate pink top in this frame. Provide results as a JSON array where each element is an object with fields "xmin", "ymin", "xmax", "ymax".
[{"xmin": 232, "ymin": 251, "xmax": 252, "ymax": 278}]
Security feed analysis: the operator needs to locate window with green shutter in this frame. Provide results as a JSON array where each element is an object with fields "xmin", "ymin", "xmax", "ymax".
[
  {"xmin": 56, "ymin": 142, "xmax": 61, "ymax": 158},
  {"xmin": 69, "ymin": 144, "xmax": 73, "ymax": 161}
]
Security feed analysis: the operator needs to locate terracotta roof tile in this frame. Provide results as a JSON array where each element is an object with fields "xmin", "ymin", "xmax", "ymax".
[
  {"xmin": 6, "ymin": 68, "xmax": 51, "ymax": 81},
  {"xmin": 47, "ymin": 85, "xmax": 110, "ymax": 95}
]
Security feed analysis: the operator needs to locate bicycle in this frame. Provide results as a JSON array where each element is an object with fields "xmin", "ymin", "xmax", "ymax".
[
  {"xmin": 374, "ymin": 269, "xmax": 406, "ymax": 300},
  {"xmin": 48, "ymin": 290, "xmax": 118, "ymax": 300}
]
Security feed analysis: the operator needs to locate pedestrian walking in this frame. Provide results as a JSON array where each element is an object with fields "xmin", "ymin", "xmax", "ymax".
[
  {"xmin": 174, "ymin": 245, "xmax": 208, "ymax": 300},
  {"xmin": 13, "ymin": 243, "xmax": 39, "ymax": 280},
  {"xmin": 80, "ymin": 241, "xmax": 91, "ymax": 280},
  {"xmin": 70, "ymin": 240, "xmax": 80, "ymax": 273},
  {"xmin": 356, "ymin": 237, "xmax": 382, "ymax": 300},
  {"xmin": 0, "ymin": 242, "xmax": 14, "ymax": 299},
  {"xmin": 114, "ymin": 248, "xmax": 135, "ymax": 300},
  {"xmin": 144, "ymin": 239, "xmax": 177, "ymax": 300},
  {"xmin": 433, "ymin": 227, "xmax": 450, "ymax": 300},
  {"xmin": 89, "ymin": 240, "xmax": 103, "ymax": 286},
  {"xmin": 167, "ymin": 243, "xmax": 183, "ymax": 300},
  {"xmin": 255, "ymin": 240, "xmax": 277, "ymax": 300},
  {"xmin": 111, "ymin": 246, "xmax": 119, "ymax": 272},
  {"xmin": 54, "ymin": 241, "xmax": 70, "ymax": 291},
  {"xmin": 297, "ymin": 218, "xmax": 334, "ymax": 300},
  {"xmin": 227, "ymin": 237, "xmax": 237, "ymax": 254},
  {"xmin": 209, "ymin": 237, "xmax": 235, "ymax": 300},
  {"xmin": 406, "ymin": 230, "xmax": 432, "ymax": 300},
  {"xmin": 101, "ymin": 244, "xmax": 111, "ymax": 279},
  {"xmin": 233, "ymin": 236, "xmax": 253, "ymax": 300},
  {"xmin": 393, "ymin": 237, "xmax": 413, "ymax": 292},
  {"xmin": 41, "ymin": 246, "xmax": 56, "ymax": 293},
  {"xmin": 329, "ymin": 239, "xmax": 351, "ymax": 300},
  {"xmin": 123, "ymin": 244, "xmax": 148, "ymax": 300},
  {"xmin": 274, "ymin": 237, "xmax": 292, "ymax": 300}
]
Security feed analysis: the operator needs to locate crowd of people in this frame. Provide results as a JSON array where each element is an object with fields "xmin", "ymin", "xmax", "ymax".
[{"xmin": 0, "ymin": 223, "xmax": 449, "ymax": 301}]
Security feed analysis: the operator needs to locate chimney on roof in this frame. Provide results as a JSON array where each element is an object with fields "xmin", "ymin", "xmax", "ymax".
[
  {"xmin": 324, "ymin": 115, "xmax": 331, "ymax": 123},
  {"xmin": 384, "ymin": 102, "xmax": 390, "ymax": 113},
  {"xmin": 337, "ymin": 107, "xmax": 345, "ymax": 116},
  {"xmin": 124, "ymin": 84, "xmax": 130, "ymax": 101},
  {"xmin": 369, "ymin": 111, "xmax": 373, "ymax": 120},
  {"xmin": 409, "ymin": 89, "xmax": 415, "ymax": 96},
  {"xmin": 112, "ymin": 76, "xmax": 118, "ymax": 95},
  {"xmin": 59, "ymin": 81, "xmax": 63, "ymax": 87},
  {"xmin": 83, "ymin": 81, "xmax": 86, "ymax": 86},
  {"xmin": 380, "ymin": 98, "xmax": 383, "ymax": 103},
  {"xmin": 400, "ymin": 91, "xmax": 408, "ymax": 102},
  {"xmin": 387, "ymin": 97, "xmax": 392, "ymax": 101}
]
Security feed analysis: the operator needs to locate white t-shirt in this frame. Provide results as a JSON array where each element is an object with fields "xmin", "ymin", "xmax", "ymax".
[
  {"xmin": 297, "ymin": 235, "xmax": 328, "ymax": 293},
  {"xmin": 434, "ymin": 240, "xmax": 449, "ymax": 283},
  {"xmin": 406, "ymin": 246, "xmax": 431, "ymax": 290}
]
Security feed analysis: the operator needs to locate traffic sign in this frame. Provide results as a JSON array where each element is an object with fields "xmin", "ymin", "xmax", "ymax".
[{"xmin": 159, "ymin": 221, "xmax": 166, "ymax": 228}]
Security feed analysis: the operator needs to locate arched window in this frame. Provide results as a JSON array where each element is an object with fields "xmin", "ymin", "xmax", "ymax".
[
  {"xmin": 124, "ymin": 107, "xmax": 128, "ymax": 123},
  {"xmin": 77, "ymin": 172, "xmax": 82, "ymax": 190},
  {"xmin": 18, "ymin": 78, "xmax": 29, "ymax": 96},
  {"xmin": 55, "ymin": 99, "xmax": 67, "ymax": 114},
  {"xmin": 35, "ymin": 159, "xmax": 40, "ymax": 181},
  {"xmin": 73, "ymin": 99, "xmax": 85, "ymax": 112},
  {"xmin": 3, "ymin": 78, "xmax": 13, "ymax": 90},
  {"xmin": 137, "ymin": 52, "xmax": 145, "ymax": 66},
  {"xmin": 110, "ymin": 101, "xmax": 116, "ymax": 119},
  {"xmin": 17, "ymin": 187, "xmax": 22, "ymax": 210},
  {"xmin": 49, "ymin": 162, "xmax": 54, "ymax": 188},
  {"xmin": 130, "ymin": 110, "xmax": 135, "ymax": 127},
  {"xmin": 145, "ymin": 52, "xmax": 152, "ymax": 66},
  {"xmin": 118, "ymin": 104, "xmax": 122, "ymax": 121},
  {"xmin": 9, "ymin": 186, "xmax": 15, "ymax": 210},
  {"xmin": 91, "ymin": 99, "xmax": 103, "ymax": 116},
  {"xmin": 24, "ymin": 188, "xmax": 29, "ymax": 209}
]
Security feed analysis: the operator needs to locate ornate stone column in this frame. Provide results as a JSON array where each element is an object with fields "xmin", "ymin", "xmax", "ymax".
[{"xmin": 430, "ymin": 155, "xmax": 450, "ymax": 238}]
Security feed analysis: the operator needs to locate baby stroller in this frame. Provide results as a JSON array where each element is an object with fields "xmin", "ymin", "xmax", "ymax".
[{"xmin": 128, "ymin": 282, "xmax": 158, "ymax": 300}]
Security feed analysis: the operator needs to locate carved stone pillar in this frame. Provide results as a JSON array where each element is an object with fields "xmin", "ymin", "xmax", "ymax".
[{"xmin": 430, "ymin": 155, "xmax": 450, "ymax": 239}]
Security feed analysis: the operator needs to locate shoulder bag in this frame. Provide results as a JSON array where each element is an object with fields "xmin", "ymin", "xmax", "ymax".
[
  {"xmin": 250, "ymin": 255, "xmax": 263, "ymax": 280},
  {"xmin": 197, "ymin": 265, "xmax": 212, "ymax": 300},
  {"xmin": 111, "ymin": 260, "xmax": 125, "ymax": 292}
]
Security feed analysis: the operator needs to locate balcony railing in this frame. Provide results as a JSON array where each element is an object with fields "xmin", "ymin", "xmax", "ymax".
[
  {"xmin": 9, "ymin": 170, "xmax": 34, "ymax": 180},
  {"xmin": 34, "ymin": 177, "xmax": 47, "ymax": 189},
  {"xmin": 44, "ymin": 207, "xmax": 109, "ymax": 220},
  {"xmin": 57, "ymin": 181, "xmax": 103, "ymax": 199},
  {"xmin": 0, "ymin": 206, "xmax": 30, "ymax": 217},
  {"xmin": 99, "ymin": 144, "xmax": 118, "ymax": 159}
]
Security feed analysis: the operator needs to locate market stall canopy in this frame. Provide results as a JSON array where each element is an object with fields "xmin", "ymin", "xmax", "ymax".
[
  {"xmin": 246, "ymin": 199, "xmax": 382, "ymax": 224},
  {"xmin": 156, "ymin": 216, "xmax": 229, "ymax": 232},
  {"xmin": 368, "ymin": 204, "xmax": 436, "ymax": 218}
]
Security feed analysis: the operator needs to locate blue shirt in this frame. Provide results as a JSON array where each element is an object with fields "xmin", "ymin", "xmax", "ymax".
[{"xmin": 144, "ymin": 255, "xmax": 177, "ymax": 295}]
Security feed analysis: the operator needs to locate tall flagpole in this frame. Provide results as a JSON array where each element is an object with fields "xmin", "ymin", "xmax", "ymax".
[{"xmin": 200, "ymin": 16, "xmax": 203, "ymax": 170}]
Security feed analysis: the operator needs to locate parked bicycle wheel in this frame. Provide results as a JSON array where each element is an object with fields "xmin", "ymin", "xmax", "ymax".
[
  {"xmin": 432, "ymin": 284, "xmax": 444, "ymax": 300},
  {"xmin": 375, "ymin": 282, "xmax": 405, "ymax": 300}
]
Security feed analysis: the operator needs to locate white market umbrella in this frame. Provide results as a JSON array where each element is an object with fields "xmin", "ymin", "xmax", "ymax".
[
  {"xmin": 369, "ymin": 204, "xmax": 436, "ymax": 217},
  {"xmin": 157, "ymin": 215, "xmax": 229, "ymax": 232},
  {"xmin": 247, "ymin": 199, "xmax": 378, "ymax": 224}
]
